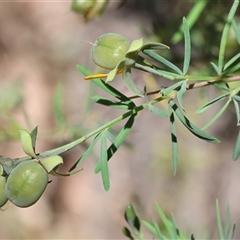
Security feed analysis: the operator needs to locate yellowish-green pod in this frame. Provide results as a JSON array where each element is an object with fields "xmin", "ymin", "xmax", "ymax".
[
  {"xmin": 91, "ymin": 33, "xmax": 131, "ymax": 70},
  {"xmin": 0, "ymin": 175, "xmax": 8, "ymax": 207},
  {"xmin": 5, "ymin": 161, "xmax": 48, "ymax": 208},
  {"xmin": 71, "ymin": 0, "xmax": 96, "ymax": 13}
]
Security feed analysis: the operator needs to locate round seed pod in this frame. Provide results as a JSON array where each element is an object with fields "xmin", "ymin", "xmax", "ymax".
[
  {"xmin": 91, "ymin": 33, "xmax": 131, "ymax": 70},
  {"xmin": 5, "ymin": 161, "xmax": 48, "ymax": 208},
  {"xmin": 71, "ymin": 0, "xmax": 95, "ymax": 14},
  {"xmin": 0, "ymin": 175, "xmax": 8, "ymax": 207}
]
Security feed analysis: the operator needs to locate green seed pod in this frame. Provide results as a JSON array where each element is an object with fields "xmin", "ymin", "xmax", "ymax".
[
  {"xmin": 71, "ymin": 0, "xmax": 96, "ymax": 14},
  {"xmin": 91, "ymin": 33, "xmax": 131, "ymax": 70},
  {"xmin": 0, "ymin": 175, "xmax": 8, "ymax": 207},
  {"xmin": 5, "ymin": 161, "xmax": 48, "ymax": 208}
]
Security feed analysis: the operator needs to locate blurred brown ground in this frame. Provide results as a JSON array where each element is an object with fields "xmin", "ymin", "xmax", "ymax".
[{"xmin": 0, "ymin": 1, "xmax": 240, "ymax": 239}]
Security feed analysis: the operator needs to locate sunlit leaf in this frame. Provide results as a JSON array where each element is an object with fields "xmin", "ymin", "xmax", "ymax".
[
  {"xmin": 39, "ymin": 155, "xmax": 63, "ymax": 173},
  {"xmin": 169, "ymin": 100, "xmax": 219, "ymax": 143},
  {"xmin": 19, "ymin": 129, "xmax": 37, "ymax": 158},
  {"xmin": 182, "ymin": 17, "xmax": 191, "ymax": 75},
  {"xmin": 126, "ymin": 38, "xmax": 143, "ymax": 53}
]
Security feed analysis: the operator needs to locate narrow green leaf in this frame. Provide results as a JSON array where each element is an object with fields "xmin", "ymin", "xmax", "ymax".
[
  {"xmin": 201, "ymin": 99, "xmax": 231, "ymax": 130},
  {"xmin": 182, "ymin": 17, "xmax": 191, "ymax": 74},
  {"xmin": 216, "ymin": 200, "xmax": 224, "ymax": 240},
  {"xmin": 170, "ymin": 215, "xmax": 178, "ymax": 240},
  {"xmin": 232, "ymin": 20, "xmax": 240, "ymax": 44},
  {"xmin": 105, "ymin": 130, "xmax": 116, "ymax": 143},
  {"xmin": 100, "ymin": 132, "xmax": 110, "ymax": 191},
  {"xmin": 69, "ymin": 133, "xmax": 102, "ymax": 172},
  {"xmin": 134, "ymin": 62, "xmax": 176, "ymax": 80},
  {"xmin": 224, "ymin": 204, "xmax": 230, "ymax": 240},
  {"xmin": 210, "ymin": 62, "xmax": 220, "ymax": 74},
  {"xmin": 196, "ymin": 93, "xmax": 229, "ymax": 113},
  {"xmin": 223, "ymin": 62, "xmax": 240, "ymax": 75},
  {"xmin": 91, "ymin": 95, "xmax": 134, "ymax": 110},
  {"xmin": 169, "ymin": 104, "xmax": 178, "ymax": 175},
  {"xmin": 124, "ymin": 204, "xmax": 141, "ymax": 232},
  {"xmin": 169, "ymin": 100, "xmax": 220, "ymax": 143},
  {"xmin": 213, "ymin": 83, "xmax": 230, "ymax": 92},
  {"xmin": 39, "ymin": 155, "xmax": 63, "ymax": 173},
  {"xmin": 152, "ymin": 220, "xmax": 168, "ymax": 240},
  {"xmin": 19, "ymin": 129, "xmax": 37, "ymax": 158},
  {"xmin": 155, "ymin": 202, "xmax": 175, "ymax": 239},
  {"xmin": 148, "ymin": 104, "xmax": 169, "ymax": 118},
  {"xmin": 161, "ymin": 81, "xmax": 183, "ymax": 96},
  {"xmin": 233, "ymin": 129, "xmax": 240, "ymax": 161},
  {"xmin": 142, "ymin": 49, "xmax": 183, "ymax": 75},
  {"xmin": 229, "ymin": 223, "xmax": 236, "ymax": 240},
  {"xmin": 232, "ymin": 95, "xmax": 240, "ymax": 102},
  {"xmin": 172, "ymin": 0, "xmax": 207, "ymax": 43},
  {"xmin": 177, "ymin": 81, "xmax": 187, "ymax": 111},
  {"xmin": 233, "ymin": 99, "xmax": 240, "ymax": 125},
  {"xmin": 142, "ymin": 221, "xmax": 158, "ymax": 236},
  {"xmin": 30, "ymin": 126, "xmax": 38, "ymax": 151},
  {"xmin": 95, "ymin": 114, "xmax": 136, "ymax": 173},
  {"xmin": 141, "ymin": 42, "xmax": 169, "ymax": 51},
  {"xmin": 223, "ymin": 52, "xmax": 240, "ymax": 72},
  {"xmin": 76, "ymin": 65, "xmax": 135, "ymax": 104},
  {"xmin": 218, "ymin": 0, "xmax": 239, "ymax": 73},
  {"xmin": 122, "ymin": 67, "xmax": 144, "ymax": 97},
  {"xmin": 122, "ymin": 227, "xmax": 135, "ymax": 240}
]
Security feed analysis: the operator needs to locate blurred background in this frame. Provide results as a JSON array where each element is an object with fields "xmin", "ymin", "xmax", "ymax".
[{"xmin": 0, "ymin": 0, "xmax": 240, "ymax": 239}]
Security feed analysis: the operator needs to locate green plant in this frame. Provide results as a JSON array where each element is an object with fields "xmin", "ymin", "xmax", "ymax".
[
  {"xmin": 0, "ymin": 0, "xmax": 239, "ymax": 238},
  {"xmin": 122, "ymin": 201, "xmax": 235, "ymax": 240}
]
